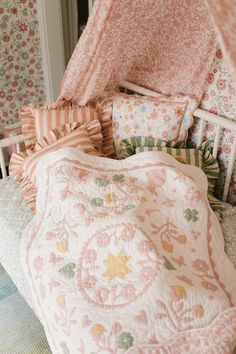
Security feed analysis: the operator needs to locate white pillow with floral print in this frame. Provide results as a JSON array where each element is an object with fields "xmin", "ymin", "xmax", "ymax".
[{"xmin": 112, "ymin": 93, "xmax": 197, "ymax": 157}]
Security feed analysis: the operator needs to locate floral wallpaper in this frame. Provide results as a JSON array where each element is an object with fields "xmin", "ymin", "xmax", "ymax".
[
  {"xmin": 0, "ymin": 0, "xmax": 45, "ymax": 127},
  {"xmin": 191, "ymin": 48, "xmax": 236, "ymax": 204}
]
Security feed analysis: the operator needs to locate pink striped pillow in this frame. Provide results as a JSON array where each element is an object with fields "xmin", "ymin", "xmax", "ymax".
[
  {"xmin": 10, "ymin": 120, "xmax": 102, "ymax": 212},
  {"xmin": 20, "ymin": 101, "xmax": 114, "ymax": 156}
]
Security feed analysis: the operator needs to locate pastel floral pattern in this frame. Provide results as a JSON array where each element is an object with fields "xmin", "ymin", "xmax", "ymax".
[
  {"xmin": 0, "ymin": 0, "xmax": 45, "ymax": 126},
  {"xmin": 21, "ymin": 148, "xmax": 236, "ymax": 353},
  {"xmin": 112, "ymin": 93, "xmax": 197, "ymax": 157},
  {"xmin": 191, "ymin": 49, "xmax": 236, "ymax": 204}
]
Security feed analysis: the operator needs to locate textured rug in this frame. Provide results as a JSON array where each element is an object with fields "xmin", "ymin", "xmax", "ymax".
[{"xmin": 0, "ymin": 263, "xmax": 51, "ymax": 354}]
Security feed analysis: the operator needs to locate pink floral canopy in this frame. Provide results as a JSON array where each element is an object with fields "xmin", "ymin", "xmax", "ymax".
[{"xmin": 58, "ymin": 0, "xmax": 236, "ymax": 105}]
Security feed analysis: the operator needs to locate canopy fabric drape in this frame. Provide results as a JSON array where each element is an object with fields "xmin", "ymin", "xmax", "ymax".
[
  {"xmin": 58, "ymin": 0, "xmax": 236, "ymax": 106},
  {"xmin": 205, "ymin": 0, "xmax": 236, "ymax": 83}
]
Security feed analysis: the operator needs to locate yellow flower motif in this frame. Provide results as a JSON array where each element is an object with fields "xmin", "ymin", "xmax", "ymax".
[
  {"xmin": 172, "ymin": 285, "xmax": 187, "ymax": 298},
  {"xmin": 124, "ymin": 125, "xmax": 131, "ymax": 133},
  {"xmin": 140, "ymin": 196, "xmax": 147, "ymax": 203},
  {"xmin": 103, "ymin": 250, "xmax": 131, "ymax": 281},
  {"xmin": 95, "ymin": 212, "xmax": 108, "ymax": 219},
  {"xmin": 195, "ymin": 304, "xmax": 204, "ymax": 317},
  {"xmin": 162, "ymin": 240, "xmax": 173, "ymax": 253},
  {"xmin": 56, "ymin": 294, "xmax": 65, "ymax": 308},
  {"xmin": 56, "ymin": 239, "xmax": 68, "ymax": 253},
  {"xmin": 91, "ymin": 324, "xmax": 105, "ymax": 335},
  {"xmin": 105, "ymin": 193, "xmax": 116, "ymax": 202},
  {"xmin": 128, "ymin": 104, "xmax": 133, "ymax": 112}
]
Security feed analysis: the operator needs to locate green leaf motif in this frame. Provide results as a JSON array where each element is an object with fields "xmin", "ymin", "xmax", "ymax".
[
  {"xmin": 112, "ymin": 174, "xmax": 125, "ymax": 183},
  {"xmin": 60, "ymin": 342, "xmax": 70, "ymax": 354},
  {"xmin": 117, "ymin": 332, "xmax": 134, "ymax": 350},
  {"xmin": 91, "ymin": 197, "xmax": 104, "ymax": 207},
  {"xmin": 123, "ymin": 204, "xmax": 135, "ymax": 211},
  {"xmin": 184, "ymin": 208, "xmax": 199, "ymax": 222},
  {"xmin": 163, "ymin": 256, "xmax": 176, "ymax": 270},
  {"xmin": 95, "ymin": 177, "xmax": 110, "ymax": 187},
  {"xmin": 59, "ymin": 263, "xmax": 76, "ymax": 279}
]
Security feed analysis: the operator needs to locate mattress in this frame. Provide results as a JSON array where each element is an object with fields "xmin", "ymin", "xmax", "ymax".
[
  {"xmin": 0, "ymin": 177, "xmax": 235, "ymax": 309},
  {"xmin": 0, "ymin": 177, "xmax": 33, "ymax": 306}
]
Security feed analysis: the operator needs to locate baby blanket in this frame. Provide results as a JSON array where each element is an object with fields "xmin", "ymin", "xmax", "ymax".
[{"xmin": 21, "ymin": 148, "xmax": 236, "ymax": 353}]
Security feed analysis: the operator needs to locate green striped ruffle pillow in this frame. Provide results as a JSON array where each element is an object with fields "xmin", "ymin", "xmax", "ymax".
[
  {"xmin": 135, "ymin": 140, "xmax": 219, "ymax": 195},
  {"xmin": 118, "ymin": 136, "xmax": 185, "ymax": 159},
  {"xmin": 120, "ymin": 136, "xmax": 224, "ymax": 220}
]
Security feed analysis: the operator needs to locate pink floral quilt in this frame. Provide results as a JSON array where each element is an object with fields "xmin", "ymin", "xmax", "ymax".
[{"xmin": 21, "ymin": 148, "xmax": 236, "ymax": 353}]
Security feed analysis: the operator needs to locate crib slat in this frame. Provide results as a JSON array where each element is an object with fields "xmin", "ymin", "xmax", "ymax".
[
  {"xmin": 0, "ymin": 148, "xmax": 7, "ymax": 179},
  {"xmin": 16, "ymin": 143, "xmax": 20, "ymax": 153},
  {"xmin": 222, "ymin": 134, "xmax": 236, "ymax": 202},
  {"xmin": 212, "ymin": 126, "xmax": 221, "ymax": 158},
  {"xmin": 197, "ymin": 119, "xmax": 205, "ymax": 147}
]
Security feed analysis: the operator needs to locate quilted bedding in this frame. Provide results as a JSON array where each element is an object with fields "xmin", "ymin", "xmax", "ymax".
[{"xmin": 21, "ymin": 147, "xmax": 236, "ymax": 353}]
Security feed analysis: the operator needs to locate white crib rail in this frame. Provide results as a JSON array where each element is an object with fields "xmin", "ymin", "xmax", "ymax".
[
  {"xmin": 120, "ymin": 81, "xmax": 236, "ymax": 202},
  {"xmin": 0, "ymin": 134, "xmax": 25, "ymax": 179}
]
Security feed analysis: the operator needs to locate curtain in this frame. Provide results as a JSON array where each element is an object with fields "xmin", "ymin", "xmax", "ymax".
[
  {"xmin": 205, "ymin": 0, "xmax": 236, "ymax": 83},
  {"xmin": 58, "ymin": 0, "xmax": 218, "ymax": 105}
]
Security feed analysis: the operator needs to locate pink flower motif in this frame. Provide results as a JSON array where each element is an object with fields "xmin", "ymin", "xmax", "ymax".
[
  {"xmin": 138, "ymin": 240, "xmax": 153, "ymax": 254},
  {"xmin": 163, "ymin": 115, "xmax": 171, "ymax": 122},
  {"xmin": 85, "ymin": 249, "xmax": 97, "ymax": 263},
  {"xmin": 112, "ymin": 322, "xmax": 122, "ymax": 334},
  {"xmin": 96, "ymin": 288, "xmax": 109, "ymax": 303},
  {"xmin": 122, "ymin": 284, "xmax": 136, "ymax": 300},
  {"xmin": 210, "ymin": 107, "xmax": 218, "ymax": 114},
  {"xmin": 177, "ymin": 275, "xmax": 193, "ymax": 286},
  {"xmin": 162, "ymin": 131, "xmax": 168, "ymax": 139},
  {"xmin": 201, "ymin": 280, "xmax": 218, "ymax": 292},
  {"xmin": 19, "ymin": 22, "xmax": 28, "ymax": 32},
  {"xmin": 83, "ymin": 275, "xmax": 97, "ymax": 289},
  {"xmin": 216, "ymin": 79, "xmax": 226, "ymax": 90},
  {"xmin": 192, "ymin": 259, "xmax": 209, "ymax": 272},
  {"xmin": 33, "ymin": 256, "xmax": 43, "ymax": 272},
  {"xmin": 113, "ymin": 121, "xmax": 120, "ymax": 129},
  {"xmin": 206, "ymin": 123, "xmax": 214, "ymax": 132},
  {"xmin": 186, "ymin": 187, "xmax": 202, "ymax": 202},
  {"xmin": 216, "ymin": 49, "xmax": 223, "ymax": 59},
  {"xmin": 223, "ymin": 144, "xmax": 231, "ymax": 154},
  {"xmin": 202, "ymin": 93, "xmax": 209, "ymax": 101},
  {"xmin": 207, "ymin": 73, "xmax": 214, "ymax": 84},
  {"xmin": 150, "ymin": 110, "xmax": 158, "ymax": 119},
  {"xmin": 134, "ymin": 123, "xmax": 140, "ymax": 130},
  {"xmin": 75, "ymin": 203, "xmax": 85, "ymax": 213},
  {"xmin": 3, "ymin": 34, "xmax": 10, "ymax": 42},
  {"xmin": 140, "ymin": 266, "xmax": 155, "ymax": 281},
  {"xmin": 97, "ymin": 232, "xmax": 110, "ymax": 247}
]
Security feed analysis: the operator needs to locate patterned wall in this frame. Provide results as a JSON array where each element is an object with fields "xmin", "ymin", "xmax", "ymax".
[
  {"xmin": 194, "ymin": 49, "xmax": 236, "ymax": 203},
  {"xmin": 0, "ymin": 0, "xmax": 45, "ymax": 127}
]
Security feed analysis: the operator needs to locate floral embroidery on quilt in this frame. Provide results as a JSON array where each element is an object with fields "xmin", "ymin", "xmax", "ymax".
[{"xmin": 21, "ymin": 148, "xmax": 236, "ymax": 353}]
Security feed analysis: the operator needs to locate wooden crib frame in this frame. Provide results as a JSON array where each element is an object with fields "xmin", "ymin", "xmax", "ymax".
[{"xmin": 1, "ymin": 80, "xmax": 236, "ymax": 202}]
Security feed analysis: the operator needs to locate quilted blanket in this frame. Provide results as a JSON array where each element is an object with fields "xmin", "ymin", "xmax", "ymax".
[{"xmin": 21, "ymin": 147, "xmax": 236, "ymax": 353}]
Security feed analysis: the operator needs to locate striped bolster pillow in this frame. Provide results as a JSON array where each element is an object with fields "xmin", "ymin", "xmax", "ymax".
[
  {"xmin": 19, "ymin": 100, "xmax": 114, "ymax": 156},
  {"xmin": 10, "ymin": 120, "xmax": 102, "ymax": 212}
]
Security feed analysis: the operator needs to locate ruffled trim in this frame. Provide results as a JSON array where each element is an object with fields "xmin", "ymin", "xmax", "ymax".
[
  {"xmin": 10, "ymin": 120, "xmax": 103, "ymax": 213},
  {"xmin": 9, "ymin": 149, "xmax": 34, "ymax": 181},
  {"xmin": 20, "ymin": 101, "xmax": 99, "ymax": 150},
  {"xmin": 197, "ymin": 140, "xmax": 220, "ymax": 194},
  {"xmin": 35, "ymin": 120, "xmax": 102, "ymax": 152},
  {"xmin": 118, "ymin": 136, "xmax": 185, "ymax": 159},
  {"xmin": 96, "ymin": 91, "xmax": 117, "ymax": 157}
]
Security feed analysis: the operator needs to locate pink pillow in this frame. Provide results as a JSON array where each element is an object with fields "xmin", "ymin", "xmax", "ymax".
[{"xmin": 10, "ymin": 120, "xmax": 102, "ymax": 212}]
